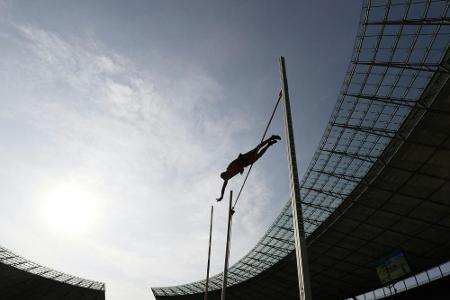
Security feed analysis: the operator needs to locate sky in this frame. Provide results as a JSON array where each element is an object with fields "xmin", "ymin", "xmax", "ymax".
[{"xmin": 0, "ymin": 1, "xmax": 361, "ymax": 299}]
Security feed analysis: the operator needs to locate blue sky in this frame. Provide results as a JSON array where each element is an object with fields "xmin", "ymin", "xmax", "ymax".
[{"xmin": 0, "ymin": 1, "xmax": 360, "ymax": 299}]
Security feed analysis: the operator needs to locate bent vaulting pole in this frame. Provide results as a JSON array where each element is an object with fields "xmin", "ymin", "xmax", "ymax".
[
  {"xmin": 204, "ymin": 205, "xmax": 214, "ymax": 300},
  {"xmin": 279, "ymin": 56, "xmax": 312, "ymax": 300},
  {"xmin": 221, "ymin": 190, "xmax": 233, "ymax": 300}
]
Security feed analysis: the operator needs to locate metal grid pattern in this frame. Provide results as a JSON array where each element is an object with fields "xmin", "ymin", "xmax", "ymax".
[
  {"xmin": 0, "ymin": 246, "xmax": 105, "ymax": 291},
  {"xmin": 152, "ymin": 0, "xmax": 450, "ymax": 296}
]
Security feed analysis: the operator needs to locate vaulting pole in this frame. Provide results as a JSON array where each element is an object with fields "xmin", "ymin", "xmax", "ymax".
[
  {"xmin": 204, "ymin": 205, "xmax": 214, "ymax": 300},
  {"xmin": 279, "ymin": 56, "xmax": 312, "ymax": 300},
  {"xmin": 221, "ymin": 190, "xmax": 233, "ymax": 300}
]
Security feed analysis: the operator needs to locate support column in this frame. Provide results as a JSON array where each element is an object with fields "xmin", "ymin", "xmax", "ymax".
[{"xmin": 279, "ymin": 56, "xmax": 312, "ymax": 300}]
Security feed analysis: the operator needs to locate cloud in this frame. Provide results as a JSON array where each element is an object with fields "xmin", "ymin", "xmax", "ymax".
[
  {"xmin": 0, "ymin": 24, "xmax": 276, "ymax": 300},
  {"xmin": 0, "ymin": 0, "xmax": 11, "ymax": 15}
]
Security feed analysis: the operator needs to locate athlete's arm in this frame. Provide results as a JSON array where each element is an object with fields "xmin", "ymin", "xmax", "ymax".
[{"xmin": 216, "ymin": 179, "xmax": 228, "ymax": 202}]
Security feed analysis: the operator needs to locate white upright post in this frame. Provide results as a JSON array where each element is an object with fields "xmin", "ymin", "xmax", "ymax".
[
  {"xmin": 204, "ymin": 205, "xmax": 214, "ymax": 300},
  {"xmin": 279, "ymin": 56, "xmax": 312, "ymax": 300},
  {"xmin": 221, "ymin": 190, "xmax": 233, "ymax": 300}
]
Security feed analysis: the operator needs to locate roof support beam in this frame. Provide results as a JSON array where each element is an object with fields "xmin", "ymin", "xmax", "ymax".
[
  {"xmin": 365, "ymin": 17, "xmax": 450, "ymax": 26},
  {"xmin": 354, "ymin": 61, "xmax": 450, "ymax": 74}
]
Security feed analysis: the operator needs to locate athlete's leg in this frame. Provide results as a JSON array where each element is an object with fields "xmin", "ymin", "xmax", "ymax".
[
  {"xmin": 254, "ymin": 143, "xmax": 272, "ymax": 160},
  {"xmin": 255, "ymin": 135, "xmax": 282, "ymax": 151},
  {"xmin": 240, "ymin": 135, "xmax": 282, "ymax": 167}
]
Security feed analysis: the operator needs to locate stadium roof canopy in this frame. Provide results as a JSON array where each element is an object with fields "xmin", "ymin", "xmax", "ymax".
[
  {"xmin": 152, "ymin": 0, "xmax": 450, "ymax": 299},
  {"xmin": 0, "ymin": 246, "xmax": 105, "ymax": 300}
]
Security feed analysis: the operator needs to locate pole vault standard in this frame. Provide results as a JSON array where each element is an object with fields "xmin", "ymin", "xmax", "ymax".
[
  {"xmin": 204, "ymin": 205, "xmax": 214, "ymax": 300},
  {"xmin": 220, "ymin": 190, "xmax": 233, "ymax": 300},
  {"xmin": 279, "ymin": 56, "xmax": 312, "ymax": 300}
]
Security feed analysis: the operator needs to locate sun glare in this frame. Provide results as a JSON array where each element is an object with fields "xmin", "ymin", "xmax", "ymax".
[{"xmin": 40, "ymin": 183, "xmax": 99, "ymax": 235}]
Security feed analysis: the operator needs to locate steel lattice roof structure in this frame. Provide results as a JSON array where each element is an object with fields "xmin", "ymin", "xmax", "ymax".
[
  {"xmin": 152, "ymin": 0, "xmax": 450, "ymax": 299},
  {"xmin": 0, "ymin": 246, "xmax": 105, "ymax": 299}
]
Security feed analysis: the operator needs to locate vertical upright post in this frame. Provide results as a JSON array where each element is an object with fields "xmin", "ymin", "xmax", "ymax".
[
  {"xmin": 279, "ymin": 56, "xmax": 312, "ymax": 300},
  {"xmin": 204, "ymin": 205, "xmax": 214, "ymax": 300},
  {"xmin": 221, "ymin": 190, "xmax": 233, "ymax": 300}
]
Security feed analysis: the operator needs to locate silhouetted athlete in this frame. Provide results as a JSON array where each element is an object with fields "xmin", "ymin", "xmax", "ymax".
[{"xmin": 216, "ymin": 135, "xmax": 281, "ymax": 201}]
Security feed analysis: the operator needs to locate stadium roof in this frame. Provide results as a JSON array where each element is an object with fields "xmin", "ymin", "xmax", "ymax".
[
  {"xmin": 152, "ymin": 0, "xmax": 450, "ymax": 298},
  {"xmin": 0, "ymin": 246, "xmax": 105, "ymax": 299}
]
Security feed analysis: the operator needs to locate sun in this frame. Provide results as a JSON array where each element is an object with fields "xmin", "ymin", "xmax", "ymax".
[{"xmin": 40, "ymin": 183, "xmax": 99, "ymax": 235}]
